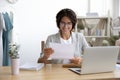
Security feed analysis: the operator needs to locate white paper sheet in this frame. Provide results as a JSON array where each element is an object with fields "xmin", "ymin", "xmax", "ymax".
[{"xmin": 50, "ymin": 43, "xmax": 75, "ymax": 59}]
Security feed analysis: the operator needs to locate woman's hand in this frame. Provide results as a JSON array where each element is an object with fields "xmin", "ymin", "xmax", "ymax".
[
  {"xmin": 70, "ymin": 57, "xmax": 83, "ymax": 64},
  {"xmin": 38, "ymin": 48, "xmax": 54, "ymax": 63},
  {"xmin": 43, "ymin": 48, "xmax": 54, "ymax": 59}
]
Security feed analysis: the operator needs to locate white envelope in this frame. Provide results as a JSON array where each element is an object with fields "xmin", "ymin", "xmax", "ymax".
[{"xmin": 49, "ymin": 43, "xmax": 75, "ymax": 59}]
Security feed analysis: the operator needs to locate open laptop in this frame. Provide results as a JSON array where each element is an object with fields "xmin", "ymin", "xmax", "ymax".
[{"xmin": 69, "ymin": 46, "xmax": 119, "ymax": 74}]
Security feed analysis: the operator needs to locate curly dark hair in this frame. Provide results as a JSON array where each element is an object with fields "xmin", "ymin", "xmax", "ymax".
[{"xmin": 56, "ymin": 8, "xmax": 77, "ymax": 30}]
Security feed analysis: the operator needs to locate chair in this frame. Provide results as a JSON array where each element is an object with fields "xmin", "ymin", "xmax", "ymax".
[
  {"xmin": 41, "ymin": 41, "xmax": 45, "ymax": 53},
  {"xmin": 40, "ymin": 41, "xmax": 45, "ymax": 57}
]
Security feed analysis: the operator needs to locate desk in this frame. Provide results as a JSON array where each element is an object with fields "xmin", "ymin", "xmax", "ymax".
[{"xmin": 0, "ymin": 64, "xmax": 120, "ymax": 80}]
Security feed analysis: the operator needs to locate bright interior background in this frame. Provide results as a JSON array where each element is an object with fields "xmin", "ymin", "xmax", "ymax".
[{"xmin": 0, "ymin": 0, "xmax": 119, "ymax": 65}]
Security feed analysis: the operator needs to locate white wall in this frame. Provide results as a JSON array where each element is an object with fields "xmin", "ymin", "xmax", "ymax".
[
  {"xmin": 90, "ymin": 0, "xmax": 113, "ymax": 16},
  {"xmin": 13, "ymin": 0, "xmax": 92, "ymax": 65},
  {"xmin": 113, "ymin": 0, "xmax": 119, "ymax": 18},
  {"xmin": 13, "ymin": 0, "xmax": 89, "ymax": 64},
  {"xmin": 0, "ymin": 0, "xmax": 114, "ymax": 65}
]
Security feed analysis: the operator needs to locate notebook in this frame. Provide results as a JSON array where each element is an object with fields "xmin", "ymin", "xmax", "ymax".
[
  {"xmin": 69, "ymin": 46, "xmax": 119, "ymax": 74},
  {"xmin": 20, "ymin": 63, "xmax": 44, "ymax": 71}
]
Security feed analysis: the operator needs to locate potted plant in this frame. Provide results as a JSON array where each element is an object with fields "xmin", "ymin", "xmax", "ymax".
[
  {"xmin": 9, "ymin": 43, "xmax": 20, "ymax": 59},
  {"xmin": 107, "ymin": 36, "xmax": 119, "ymax": 46},
  {"xmin": 9, "ymin": 43, "xmax": 20, "ymax": 75}
]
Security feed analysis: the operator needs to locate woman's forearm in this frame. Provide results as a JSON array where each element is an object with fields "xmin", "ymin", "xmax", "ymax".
[{"xmin": 37, "ymin": 56, "xmax": 50, "ymax": 64}]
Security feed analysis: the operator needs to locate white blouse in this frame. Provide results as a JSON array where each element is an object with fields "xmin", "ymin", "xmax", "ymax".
[{"xmin": 60, "ymin": 36, "xmax": 72, "ymax": 44}]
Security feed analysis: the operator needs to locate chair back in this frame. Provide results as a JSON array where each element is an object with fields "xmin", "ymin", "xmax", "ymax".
[{"xmin": 41, "ymin": 41, "xmax": 45, "ymax": 53}]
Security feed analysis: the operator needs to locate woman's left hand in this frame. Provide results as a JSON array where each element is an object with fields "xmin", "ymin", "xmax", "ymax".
[{"xmin": 70, "ymin": 57, "xmax": 83, "ymax": 64}]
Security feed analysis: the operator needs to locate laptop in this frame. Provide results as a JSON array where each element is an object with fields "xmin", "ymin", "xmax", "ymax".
[{"xmin": 69, "ymin": 46, "xmax": 119, "ymax": 74}]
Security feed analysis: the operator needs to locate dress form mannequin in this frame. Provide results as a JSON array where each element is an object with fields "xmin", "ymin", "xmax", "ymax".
[{"xmin": 115, "ymin": 38, "xmax": 120, "ymax": 64}]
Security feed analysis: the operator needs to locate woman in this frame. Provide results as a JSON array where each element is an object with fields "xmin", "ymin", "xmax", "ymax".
[{"xmin": 38, "ymin": 8, "xmax": 89, "ymax": 64}]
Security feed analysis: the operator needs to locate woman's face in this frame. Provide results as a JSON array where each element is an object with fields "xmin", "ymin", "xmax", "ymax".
[{"xmin": 59, "ymin": 16, "xmax": 72, "ymax": 34}]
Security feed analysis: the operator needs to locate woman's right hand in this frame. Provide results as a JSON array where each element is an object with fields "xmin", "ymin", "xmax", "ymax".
[
  {"xmin": 43, "ymin": 48, "xmax": 54, "ymax": 59},
  {"xmin": 38, "ymin": 48, "xmax": 54, "ymax": 63}
]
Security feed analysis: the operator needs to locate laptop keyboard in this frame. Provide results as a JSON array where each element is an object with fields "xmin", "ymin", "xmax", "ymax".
[{"xmin": 76, "ymin": 69, "xmax": 81, "ymax": 72}]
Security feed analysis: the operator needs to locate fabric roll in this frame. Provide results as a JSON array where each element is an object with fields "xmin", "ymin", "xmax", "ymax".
[{"xmin": 2, "ymin": 12, "xmax": 13, "ymax": 66}]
